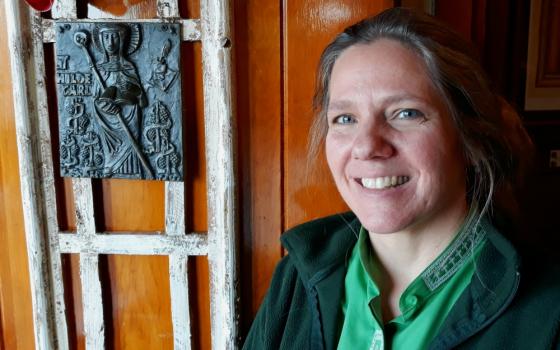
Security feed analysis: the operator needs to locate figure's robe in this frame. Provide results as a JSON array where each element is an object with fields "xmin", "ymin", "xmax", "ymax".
[{"xmin": 93, "ymin": 59, "xmax": 147, "ymax": 177}]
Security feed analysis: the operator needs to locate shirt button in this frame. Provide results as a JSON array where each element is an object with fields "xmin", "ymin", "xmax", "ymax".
[{"xmin": 406, "ymin": 295, "xmax": 418, "ymax": 306}]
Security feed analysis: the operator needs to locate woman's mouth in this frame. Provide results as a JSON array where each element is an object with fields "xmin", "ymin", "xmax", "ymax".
[{"xmin": 359, "ymin": 176, "xmax": 410, "ymax": 190}]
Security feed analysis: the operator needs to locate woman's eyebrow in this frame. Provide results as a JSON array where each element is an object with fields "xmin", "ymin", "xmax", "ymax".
[
  {"xmin": 381, "ymin": 94, "xmax": 427, "ymax": 105},
  {"xmin": 327, "ymin": 99, "xmax": 354, "ymax": 111},
  {"xmin": 328, "ymin": 94, "xmax": 427, "ymax": 112}
]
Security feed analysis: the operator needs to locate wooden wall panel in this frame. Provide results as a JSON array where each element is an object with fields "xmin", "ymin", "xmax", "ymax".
[
  {"xmin": 106, "ymin": 255, "xmax": 173, "ymax": 349},
  {"xmin": 538, "ymin": 0, "xmax": 560, "ymax": 85},
  {"xmin": 0, "ymin": 4, "xmax": 35, "ymax": 350},
  {"xmin": 283, "ymin": 0, "xmax": 393, "ymax": 230},
  {"xmin": 100, "ymin": 180, "xmax": 165, "ymax": 231},
  {"xmin": 234, "ymin": 0, "xmax": 283, "ymax": 335},
  {"xmin": 0, "ymin": 301, "xmax": 3, "ymax": 350},
  {"xmin": 435, "ymin": 0, "xmax": 474, "ymax": 41}
]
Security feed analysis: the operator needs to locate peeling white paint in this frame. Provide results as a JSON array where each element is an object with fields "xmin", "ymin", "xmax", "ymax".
[
  {"xmin": 58, "ymin": 232, "xmax": 209, "ymax": 255},
  {"xmin": 9, "ymin": 0, "xmax": 237, "ymax": 348},
  {"xmin": 165, "ymin": 182, "xmax": 186, "ymax": 236},
  {"xmin": 36, "ymin": 10, "xmax": 70, "ymax": 350},
  {"xmin": 52, "ymin": 0, "xmax": 77, "ymax": 19},
  {"xmin": 181, "ymin": 19, "xmax": 202, "ymax": 41},
  {"xmin": 5, "ymin": 0, "xmax": 69, "ymax": 349},
  {"xmin": 80, "ymin": 252, "xmax": 105, "ymax": 350},
  {"xmin": 72, "ymin": 178, "xmax": 105, "ymax": 349},
  {"xmin": 201, "ymin": 0, "xmax": 239, "ymax": 348},
  {"xmin": 157, "ymin": 0, "xmax": 179, "ymax": 18},
  {"xmin": 169, "ymin": 253, "xmax": 191, "ymax": 350},
  {"xmin": 165, "ymin": 180, "xmax": 193, "ymax": 349}
]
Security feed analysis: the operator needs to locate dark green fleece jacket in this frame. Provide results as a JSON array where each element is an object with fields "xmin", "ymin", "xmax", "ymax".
[{"xmin": 243, "ymin": 212, "xmax": 560, "ymax": 350}]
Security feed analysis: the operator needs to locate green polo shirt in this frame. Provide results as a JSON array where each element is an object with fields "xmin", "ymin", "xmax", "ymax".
[{"xmin": 337, "ymin": 219, "xmax": 486, "ymax": 350}]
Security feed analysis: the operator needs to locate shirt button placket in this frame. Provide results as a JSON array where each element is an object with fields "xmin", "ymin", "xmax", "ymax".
[{"xmin": 369, "ymin": 329, "xmax": 384, "ymax": 350}]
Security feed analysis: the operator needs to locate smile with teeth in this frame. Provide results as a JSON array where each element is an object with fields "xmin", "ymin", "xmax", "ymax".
[{"xmin": 360, "ymin": 176, "xmax": 410, "ymax": 190}]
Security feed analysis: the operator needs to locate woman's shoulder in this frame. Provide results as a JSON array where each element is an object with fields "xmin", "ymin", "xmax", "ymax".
[
  {"xmin": 280, "ymin": 212, "xmax": 359, "ymax": 256},
  {"xmin": 474, "ymin": 258, "xmax": 560, "ymax": 348},
  {"xmin": 243, "ymin": 253, "xmax": 312, "ymax": 350},
  {"xmin": 279, "ymin": 212, "xmax": 359, "ymax": 282}
]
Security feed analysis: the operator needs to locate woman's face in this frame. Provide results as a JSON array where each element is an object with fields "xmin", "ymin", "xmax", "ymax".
[{"xmin": 325, "ymin": 39, "xmax": 467, "ymax": 234}]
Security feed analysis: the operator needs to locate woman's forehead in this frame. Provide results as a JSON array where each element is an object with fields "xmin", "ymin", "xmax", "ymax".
[
  {"xmin": 333, "ymin": 39, "xmax": 426, "ymax": 79},
  {"xmin": 328, "ymin": 39, "xmax": 439, "ymax": 106}
]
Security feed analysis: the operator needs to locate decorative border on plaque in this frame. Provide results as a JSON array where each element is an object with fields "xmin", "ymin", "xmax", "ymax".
[{"xmin": 55, "ymin": 21, "xmax": 183, "ymax": 181}]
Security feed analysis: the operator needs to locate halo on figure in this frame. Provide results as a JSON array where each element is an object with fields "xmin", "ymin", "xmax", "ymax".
[
  {"xmin": 126, "ymin": 23, "xmax": 141, "ymax": 55},
  {"xmin": 92, "ymin": 23, "xmax": 141, "ymax": 56}
]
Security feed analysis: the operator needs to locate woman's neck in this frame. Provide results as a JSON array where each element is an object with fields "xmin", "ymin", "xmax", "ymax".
[{"xmin": 367, "ymin": 199, "xmax": 469, "ymax": 321}]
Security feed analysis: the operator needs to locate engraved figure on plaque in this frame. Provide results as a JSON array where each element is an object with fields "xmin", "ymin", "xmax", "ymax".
[
  {"xmin": 90, "ymin": 24, "xmax": 150, "ymax": 178},
  {"xmin": 144, "ymin": 101, "xmax": 181, "ymax": 180},
  {"xmin": 55, "ymin": 22, "xmax": 183, "ymax": 181},
  {"xmin": 147, "ymin": 39, "xmax": 179, "ymax": 92},
  {"xmin": 65, "ymin": 97, "xmax": 89, "ymax": 135}
]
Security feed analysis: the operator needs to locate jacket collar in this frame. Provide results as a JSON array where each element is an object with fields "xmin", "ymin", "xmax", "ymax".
[
  {"xmin": 281, "ymin": 212, "xmax": 359, "ymax": 350},
  {"xmin": 429, "ymin": 219, "xmax": 521, "ymax": 349},
  {"xmin": 280, "ymin": 212, "xmax": 360, "ymax": 284}
]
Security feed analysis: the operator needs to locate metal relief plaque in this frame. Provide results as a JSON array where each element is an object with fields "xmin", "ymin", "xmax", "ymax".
[{"xmin": 55, "ymin": 22, "xmax": 183, "ymax": 181}]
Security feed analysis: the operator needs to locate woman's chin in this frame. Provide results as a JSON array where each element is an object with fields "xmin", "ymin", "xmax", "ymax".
[
  {"xmin": 358, "ymin": 216, "xmax": 412, "ymax": 235},
  {"xmin": 355, "ymin": 210, "xmax": 411, "ymax": 234}
]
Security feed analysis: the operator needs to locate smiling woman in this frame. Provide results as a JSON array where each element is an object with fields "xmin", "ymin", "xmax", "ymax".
[
  {"xmin": 243, "ymin": 7, "xmax": 560, "ymax": 350},
  {"xmin": 325, "ymin": 40, "xmax": 467, "ymax": 241}
]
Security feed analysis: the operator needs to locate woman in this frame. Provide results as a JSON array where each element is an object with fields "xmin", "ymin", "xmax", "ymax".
[{"xmin": 244, "ymin": 8, "xmax": 560, "ymax": 350}]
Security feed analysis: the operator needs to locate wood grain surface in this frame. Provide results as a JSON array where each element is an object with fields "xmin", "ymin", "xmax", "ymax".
[{"xmin": 234, "ymin": 0, "xmax": 283, "ymax": 335}]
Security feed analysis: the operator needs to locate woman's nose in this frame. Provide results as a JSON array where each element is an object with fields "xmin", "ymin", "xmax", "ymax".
[{"xmin": 351, "ymin": 127, "xmax": 394, "ymax": 160}]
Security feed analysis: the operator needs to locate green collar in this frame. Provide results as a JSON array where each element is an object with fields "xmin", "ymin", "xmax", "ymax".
[{"xmin": 357, "ymin": 215, "xmax": 487, "ymax": 324}]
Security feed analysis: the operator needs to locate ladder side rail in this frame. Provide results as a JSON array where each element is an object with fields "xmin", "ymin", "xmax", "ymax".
[
  {"xmin": 200, "ymin": 0, "xmax": 239, "ymax": 348},
  {"xmin": 46, "ymin": 1, "xmax": 83, "ymax": 348},
  {"xmin": 4, "ymin": 0, "xmax": 66, "ymax": 348}
]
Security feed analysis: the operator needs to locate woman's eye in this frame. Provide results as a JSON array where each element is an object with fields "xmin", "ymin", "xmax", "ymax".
[
  {"xmin": 332, "ymin": 114, "xmax": 356, "ymax": 124},
  {"xmin": 395, "ymin": 109, "xmax": 424, "ymax": 120}
]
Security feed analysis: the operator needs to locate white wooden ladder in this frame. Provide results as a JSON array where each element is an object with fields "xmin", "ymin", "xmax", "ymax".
[{"xmin": 4, "ymin": 0, "xmax": 238, "ymax": 349}]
